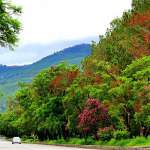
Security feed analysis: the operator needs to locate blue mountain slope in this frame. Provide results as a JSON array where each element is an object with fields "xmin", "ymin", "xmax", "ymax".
[{"xmin": 0, "ymin": 44, "xmax": 91, "ymax": 111}]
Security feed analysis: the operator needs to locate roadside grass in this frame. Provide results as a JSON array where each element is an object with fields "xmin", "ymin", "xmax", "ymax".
[
  {"xmin": 47, "ymin": 138, "xmax": 93, "ymax": 145},
  {"xmin": 46, "ymin": 136, "xmax": 150, "ymax": 147},
  {"xmin": 22, "ymin": 136, "xmax": 150, "ymax": 147},
  {"xmin": 101, "ymin": 136, "xmax": 150, "ymax": 147}
]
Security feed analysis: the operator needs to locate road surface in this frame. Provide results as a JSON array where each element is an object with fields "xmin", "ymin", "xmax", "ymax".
[{"xmin": 0, "ymin": 139, "xmax": 97, "ymax": 150}]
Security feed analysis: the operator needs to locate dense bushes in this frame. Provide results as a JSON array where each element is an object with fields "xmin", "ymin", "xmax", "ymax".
[
  {"xmin": 98, "ymin": 127, "xmax": 114, "ymax": 141},
  {"xmin": 113, "ymin": 130, "xmax": 129, "ymax": 140}
]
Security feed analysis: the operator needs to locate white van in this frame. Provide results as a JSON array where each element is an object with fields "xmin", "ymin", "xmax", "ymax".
[{"xmin": 12, "ymin": 137, "xmax": 21, "ymax": 144}]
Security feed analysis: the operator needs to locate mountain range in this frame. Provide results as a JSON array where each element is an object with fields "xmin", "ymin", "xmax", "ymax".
[{"xmin": 0, "ymin": 44, "xmax": 91, "ymax": 111}]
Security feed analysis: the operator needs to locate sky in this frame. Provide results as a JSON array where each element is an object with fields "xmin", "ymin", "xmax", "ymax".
[{"xmin": 0, "ymin": 0, "xmax": 132, "ymax": 66}]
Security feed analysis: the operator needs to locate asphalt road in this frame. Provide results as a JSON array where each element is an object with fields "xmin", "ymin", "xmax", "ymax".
[{"xmin": 0, "ymin": 139, "xmax": 97, "ymax": 150}]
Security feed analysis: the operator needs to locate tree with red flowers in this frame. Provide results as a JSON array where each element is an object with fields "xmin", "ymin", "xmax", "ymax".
[{"xmin": 78, "ymin": 98, "xmax": 109, "ymax": 140}]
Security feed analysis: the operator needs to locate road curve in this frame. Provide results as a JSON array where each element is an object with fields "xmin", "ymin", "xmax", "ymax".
[{"xmin": 0, "ymin": 139, "xmax": 97, "ymax": 150}]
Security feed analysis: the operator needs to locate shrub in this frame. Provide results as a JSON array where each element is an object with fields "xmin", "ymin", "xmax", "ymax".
[
  {"xmin": 78, "ymin": 98, "xmax": 109, "ymax": 138},
  {"xmin": 98, "ymin": 126, "xmax": 114, "ymax": 141},
  {"xmin": 113, "ymin": 130, "xmax": 129, "ymax": 140}
]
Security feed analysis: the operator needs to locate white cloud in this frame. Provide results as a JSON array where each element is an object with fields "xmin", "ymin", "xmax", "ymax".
[
  {"xmin": 0, "ymin": 0, "xmax": 132, "ymax": 65},
  {"xmin": 13, "ymin": 0, "xmax": 132, "ymax": 44}
]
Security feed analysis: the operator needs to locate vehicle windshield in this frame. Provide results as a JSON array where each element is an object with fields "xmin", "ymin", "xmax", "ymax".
[{"xmin": 13, "ymin": 137, "xmax": 20, "ymax": 140}]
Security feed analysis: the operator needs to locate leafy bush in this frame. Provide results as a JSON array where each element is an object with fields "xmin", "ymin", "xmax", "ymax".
[
  {"xmin": 98, "ymin": 126, "xmax": 114, "ymax": 141},
  {"xmin": 22, "ymin": 135, "xmax": 38, "ymax": 143},
  {"xmin": 113, "ymin": 130, "xmax": 129, "ymax": 140},
  {"xmin": 78, "ymin": 98, "xmax": 109, "ymax": 137}
]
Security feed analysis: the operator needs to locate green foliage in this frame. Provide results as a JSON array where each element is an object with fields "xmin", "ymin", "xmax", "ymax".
[
  {"xmin": 132, "ymin": 0, "xmax": 150, "ymax": 12},
  {"xmin": 47, "ymin": 137, "xmax": 95, "ymax": 145},
  {"xmin": 98, "ymin": 127, "xmax": 114, "ymax": 141},
  {"xmin": 123, "ymin": 56, "xmax": 150, "ymax": 78},
  {"xmin": 0, "ymin": 0, "xmax": 22, "ymax": 48},
  {"xmin": 35, "ymin": 136, "xmax": 150, "ymax": 147},
  {"xmin": 113, "ymin": 130, "xmax": 129, "ymax": 140},
  {"xmin": 135, "ymin": 104, "xmax": 150, "ymax": 137},
  {"xmin": 106, "ymin": 136, "xmax": 150, "ymax": 147},
  {"xmin": 108, "ymin": 56, "xmax": 150, "ymax": 136}
]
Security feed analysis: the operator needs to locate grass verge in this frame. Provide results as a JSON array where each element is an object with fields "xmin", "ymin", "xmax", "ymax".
[{"xmin": 22, "ymin": 136, "xmax": 150, "ymax": 147}]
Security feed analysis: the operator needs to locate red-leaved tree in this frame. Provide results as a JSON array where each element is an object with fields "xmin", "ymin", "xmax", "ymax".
[{"xmin": 78, "ymin": 98, "xmax": 109, "ymax": 140}]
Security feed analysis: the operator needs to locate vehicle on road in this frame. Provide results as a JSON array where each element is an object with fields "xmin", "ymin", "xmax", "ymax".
[{"xmin": 12, "ymin": 137, "xmax": 21, "ymax": 144}]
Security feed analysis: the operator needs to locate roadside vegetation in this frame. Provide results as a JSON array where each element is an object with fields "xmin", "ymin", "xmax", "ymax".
[
  {"xmin": 0, "ymin": 0, "xmax": 150, "ymax": 147},
  {"xmin": 22, "ymin": 136, "xmax": 150, "ymax": 147}
]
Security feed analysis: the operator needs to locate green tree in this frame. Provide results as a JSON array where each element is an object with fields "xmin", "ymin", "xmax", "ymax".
[
  {"xmin": 0, "ymin": 0, "xmax": 22, "ymax": 48},
  {"xmin": 109, "ymin": 56, "xmax": 150, "ymax": 137}
]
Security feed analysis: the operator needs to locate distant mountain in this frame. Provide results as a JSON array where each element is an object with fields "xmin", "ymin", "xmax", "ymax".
[
  {"xmin": 0, "ymin": 44, "xmax": 91, "ymax": 111},
  {"xmin": 0, "ymin": 36, "xmax": 99, "ymax": 66}
]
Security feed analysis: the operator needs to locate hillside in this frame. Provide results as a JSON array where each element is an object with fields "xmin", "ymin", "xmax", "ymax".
[{"xmin": 0, "ymin": 44, "xmax": 91, "ymax": 111}]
